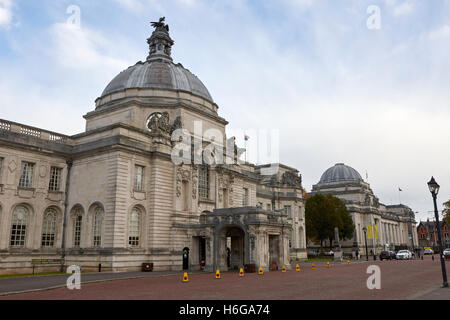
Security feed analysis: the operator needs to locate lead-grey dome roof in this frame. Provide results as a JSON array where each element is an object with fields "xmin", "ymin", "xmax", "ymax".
[
  {"xmin": 101, "ymin": 60, "xmax": 214, "ymax": 103},
  {"xmin": 100, "ymin": 18, "xmax": 214, "ymax": 104},
  {"xmin": 319, "ymin": 163, "xmax": 363, "ymax": 183}
]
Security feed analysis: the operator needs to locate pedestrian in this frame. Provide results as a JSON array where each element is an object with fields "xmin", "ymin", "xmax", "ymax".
[{"xmin": 356, "ymin": 249, "xmax": 359, "ymax": 260}]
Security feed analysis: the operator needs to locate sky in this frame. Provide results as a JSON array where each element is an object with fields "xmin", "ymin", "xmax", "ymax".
[{"xmin": 1, "ymin": 0, "xmax": 450, "ymax": 222}]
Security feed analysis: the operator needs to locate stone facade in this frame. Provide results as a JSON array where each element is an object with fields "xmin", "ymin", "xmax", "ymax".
[
  {"xmin": 0, "ymin": 20, "xmax": 307, "ymax": 275},
  {"xmin": 310, "ymin": 163, "xmax": 419, "ymax": 257}
]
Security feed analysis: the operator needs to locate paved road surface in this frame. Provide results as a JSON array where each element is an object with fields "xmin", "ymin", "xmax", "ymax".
[{"xmin": 0, "ymin": 257, "xmax": 448, "ymax": 300}]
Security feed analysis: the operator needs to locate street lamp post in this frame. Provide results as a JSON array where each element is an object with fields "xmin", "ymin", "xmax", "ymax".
[
  {"xmin": 363, "ymin": 227, "xmax": 369, "ymax": 261},
  {"xmin": 427, "ymin": 177, "xmax": 448, "ymax": 288},
  {"xmin": 410, "ymin": 213, "xmax": 416, "ymax": 258}
]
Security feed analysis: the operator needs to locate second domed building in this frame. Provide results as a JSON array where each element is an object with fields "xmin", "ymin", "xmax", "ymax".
[{"xmin": 311, "ymin": 163, "xmax": 418, "ymax": 258}]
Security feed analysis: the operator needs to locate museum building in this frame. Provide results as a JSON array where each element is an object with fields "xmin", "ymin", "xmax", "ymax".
[
  {"xmin": 310, "ymin": 163, "xmax": 419, "ymax": 257},
  {"xmin": 0, "ymin": 19, "xmax": 307, "ymax": 274}
]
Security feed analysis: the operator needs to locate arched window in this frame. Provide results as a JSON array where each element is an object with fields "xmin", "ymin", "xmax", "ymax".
[
  {"xmin": 73, "ymin": 208, "xmax": 83, "ymax": 247},
  {"xmin": 93, "ymin": 206, "xmax": 103, "ymax": 247},
  {"xmin": 129, "ymin": 208, "xmax": 141, "ymax": 247},
  {"xmin": 42, "ymin": 208, "xmax": 57, "ymax": 247},
  {"xmin": 10, "ymin": 205, "xmax": 29, "ymax": 247}
]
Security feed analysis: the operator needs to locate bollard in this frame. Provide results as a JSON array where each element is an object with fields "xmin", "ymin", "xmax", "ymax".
[
  {"xmin": 182, "ymin": 272, "xmax": 189, "ymax": 283},
  {"xmin": 98, "ymin": 263, "xmax": 102, "ymax": 273},
  {"xmin": 216, "ymin": 270, "xmax": 221, "ymax": 279},
  {"xmin": 239, "ymin": 268, "xmax": 244, "ymax": 277}
]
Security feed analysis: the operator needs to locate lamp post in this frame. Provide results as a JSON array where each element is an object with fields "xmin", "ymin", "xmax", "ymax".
[
  {"xmin": 427, "ymin": 177, "xmax": 448, "ymax": 288},
  {"xmin": 363, "ymin": 227, "xmax": 369, "ymax": 261},
  {"xmin": 410, "ymin": 213, "xmax": 416, "ymax": 258}
]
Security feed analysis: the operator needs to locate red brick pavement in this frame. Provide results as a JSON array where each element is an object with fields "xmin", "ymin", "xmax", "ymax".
[{"xmin": 0, "ymin": 259, "xmax": 447, "ymax": 300}]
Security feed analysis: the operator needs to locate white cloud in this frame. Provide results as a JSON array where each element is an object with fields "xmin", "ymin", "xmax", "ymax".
[
  {"xmin": 0, "ymin": 0, "xmax": 12, "ymax": 28},
  {"xmin": 384, "ymin": 0, "xmax": 415, "ymax": 17},
  {"xmin": 49, "ymin": 22, "xmax": 129, "ymax": 71}
]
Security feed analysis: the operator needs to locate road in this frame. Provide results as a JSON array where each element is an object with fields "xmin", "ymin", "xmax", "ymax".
[{"xmin": 0, "ymin": 257, "xmax": 448, "ymax": 300}]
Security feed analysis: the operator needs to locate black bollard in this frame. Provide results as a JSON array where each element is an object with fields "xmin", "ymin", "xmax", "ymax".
[{"xmin": 98, "ymin": 263, "xmax": 102, "ymax": 272}]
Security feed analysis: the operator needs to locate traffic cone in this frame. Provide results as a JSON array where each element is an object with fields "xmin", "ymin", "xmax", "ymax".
[
  {"xmin": 312, "ymin": 263, "xmax": 316, "ymax": 270},
  {"xmin": 258, "ymin": 267, "xmax": 264, "ymax": 275},
  {"xmin": 347, "ymin": 260, "xmax": 351, "ymax": 265},
  {"xmin": 216, "ymin": 270, "xmax": 221, "ymax": 279},
  {"xmin": 182, "ymin": 272, "xmax": 189, "ymax": 283},
  {"xmin": 326, "ymin": 262, "xmax": 330, "ymax": 268},
  {"xmin": 239, "ymin": 268, "xmax": 244, "ymax": 277},
  {"xmin": 282, "ymin": 265, "xmax": 287, "ymax": 273},
  {"xmin": 296, "ymin": 264, "xmax": 301, "ymax": 272}
]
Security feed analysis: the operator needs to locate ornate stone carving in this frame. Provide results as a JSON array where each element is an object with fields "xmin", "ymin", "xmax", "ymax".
[
  {"xmin": 192, "ymin": 165, "xmax": 198, "ymax": 200},
  {"xmin": 171, "ymin": 116, "xmax": 182, "ymax": 134},
  {"xmin": 147, "ymin": 112, "xmax": 171, "ymax": 134},
  {"xmin": 176, "ymin": 166, "xmax": 191, "ymax": 198},
  {"xmin": 281, "ymin": 171, "xmax": 302, "ymax": 187}
]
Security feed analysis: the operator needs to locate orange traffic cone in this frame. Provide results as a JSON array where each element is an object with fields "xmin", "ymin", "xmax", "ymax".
[
  {"xmin": 216, "ymin": 270, "xmax": 221, "ymax": 279},
  {"xmin": 182, "ymin": 272, "xmax": 189, "ymax": 283},
  {"xmin": 239, "ymin": 268, "xmax": 244, "ymax": 277}
]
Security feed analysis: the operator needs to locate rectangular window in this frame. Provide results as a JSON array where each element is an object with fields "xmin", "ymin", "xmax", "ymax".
[
  {"xmin": 134, "ymin": 165, "xmax": 144, "ymax": 191},
  {"xmin": 242, "ymin": 188, "xmax": 249, "ymax": 206},
  {"xmin": 198, "ymin": 165, "xmax": 209, "ymax": 199},
  {"xmin": 74, "ymin": 215, "xmax": 82, "ymax": 247},
  {"xmin": 10, "ymin": 224, "xmax": 26, "ymax": 247},
  {"xmin": 267, "ymin": 203, "xmax": 271, "ymax": 211},
  {"xmin": 19, "ymin": 162, "xmax": 34, "ymax": 188},
  {"xmin": 48, "ymin": 167, "xmax": 62, "ymax": 191},
  {"xmin": 284, "ymin": 205, "xmax": 292, "ymax": 218}
]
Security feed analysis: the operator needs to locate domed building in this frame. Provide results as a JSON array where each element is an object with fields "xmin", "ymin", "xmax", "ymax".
[
  {"xmin": 311, "ymin": 163, "xmax": 418, "ymax": 257},
  {"xmin": 0, "ymin": 18, "xmax": 307, "ymax": 274}
]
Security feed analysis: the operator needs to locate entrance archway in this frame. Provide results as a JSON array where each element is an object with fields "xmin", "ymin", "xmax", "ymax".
[{"xmin": 218, "ymin": 226, "xmax": 245, "ymax": 271}]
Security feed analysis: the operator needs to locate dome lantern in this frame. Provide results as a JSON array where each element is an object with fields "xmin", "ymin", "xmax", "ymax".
[{"xmin": 147, "ymin": 17, "xmax": 174, "ymax": 62}]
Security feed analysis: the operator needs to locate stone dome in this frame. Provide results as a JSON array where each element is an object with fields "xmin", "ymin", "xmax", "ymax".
[
  {"xmin": 319, "ymin": 163, "xmax": 363, "ymax": 183},
  {"xmin": 101, "ymin": 60, "xmax": 214, "ymax": 103},
  {"xmin": 99, "ymin": 17, "xmax": 213, "ymax": 104}
]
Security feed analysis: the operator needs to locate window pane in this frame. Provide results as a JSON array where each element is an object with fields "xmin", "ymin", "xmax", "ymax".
[
  {"xmin": 42, "ymin": 209, "xmax": 57, "ymax": 247},
  {"xmin": 198, "ymin": 165, "xmax": 209, "ymax": 199},
  {"xmin": 134, "ymin": 165, "xmax": 144, "ymax": 191},
  {"xmin": 10, "ymin": 206, "xmax": 28, "ymax": 247},
  {"xmin": 48, "ymin": 167, "xmax": 62, "ymax": 191},
  {"xmin": 93, "ymin": 207, "xmax": 103, "ymax": 247},
  {"xmin": 129, "ymin": 209, "xmax": 140, "ymax": 247},
  {"xmin": 242, "ymin": 188, "xmax": 248, "ymax": 206},
  {"xmin": 19, "ymin": 162, "xmax": 34, "ymax": 188},
  {"xmin": 74, "ymin": 211, "xmax": 82, "ymax": 247}
]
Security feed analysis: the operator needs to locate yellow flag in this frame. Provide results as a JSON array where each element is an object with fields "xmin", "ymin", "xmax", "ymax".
[{"xmin": 367, "ymin": 225, "xmax": 378, "ymax": 239}]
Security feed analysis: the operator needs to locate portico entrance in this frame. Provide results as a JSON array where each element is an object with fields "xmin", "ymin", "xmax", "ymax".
[{"xmin": 218, "ymin": 226, "xmax": 245, "ymax": 271}]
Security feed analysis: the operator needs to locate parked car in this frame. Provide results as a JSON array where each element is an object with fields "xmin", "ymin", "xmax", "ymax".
[
  {"xmin": 444, "ymin": 248, "xmax": 450, "ymax": 256},
  {"xmin": 424, "ymin": 248, "xmax": 434, "ymax": 255},
  {"xmin": 396, "ymin": 250, "xmax": 412, "ymax": 260},
  {"xmin": 380, "ymin": 251, "xmax": 395, "ymax": 260}
]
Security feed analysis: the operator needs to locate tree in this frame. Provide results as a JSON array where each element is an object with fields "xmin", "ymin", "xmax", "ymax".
[
  {"xmin": 443, "ymin": 200, "xmax": 450, "ymax": 225},
  {"xmin": 305, "ymin": 194, "xmax": 355, "ymax": 250}
]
